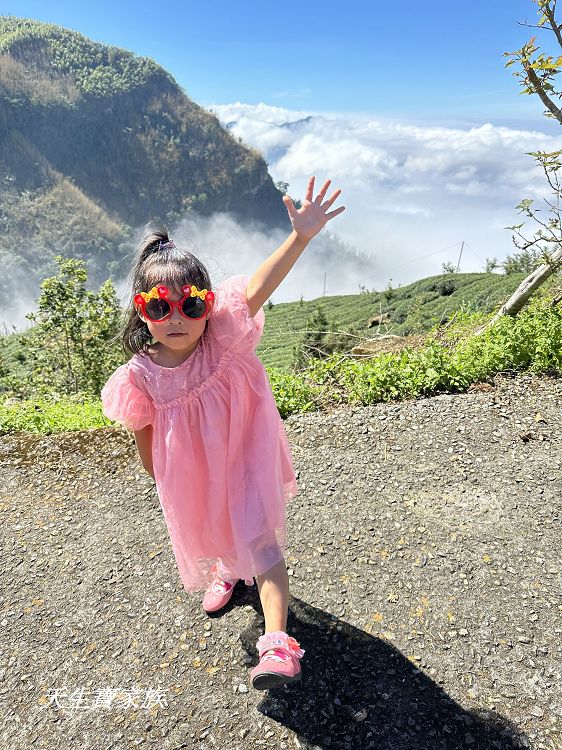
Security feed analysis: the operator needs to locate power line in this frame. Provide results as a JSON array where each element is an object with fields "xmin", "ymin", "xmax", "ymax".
[
  {"xmin": 462, "ymin": 241, "xmax": 487, "ymax": 267},
  {"xmin": 388, "ymin": 241, "xmax": 462, "ymax": 274},
  {"xmin": 455, "ymin": 241, "xmax": 464, "ymax": 272}
]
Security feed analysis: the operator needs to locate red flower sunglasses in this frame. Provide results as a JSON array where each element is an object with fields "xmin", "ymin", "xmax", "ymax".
[{"xmin": 134, "ymin": 284, "xmax": 215, "ymax": 323}]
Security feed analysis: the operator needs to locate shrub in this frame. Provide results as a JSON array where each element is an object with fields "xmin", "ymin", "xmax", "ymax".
[{"xmin": 5, "ymin": 255, "xmax": 123, "ymax": 398}]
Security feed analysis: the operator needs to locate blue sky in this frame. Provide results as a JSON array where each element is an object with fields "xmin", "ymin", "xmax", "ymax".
[{"xmin": 1, "ymin": 0, "xmax": 557, "ymax": 127}]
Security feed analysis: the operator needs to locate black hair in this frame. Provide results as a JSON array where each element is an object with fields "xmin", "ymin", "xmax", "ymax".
[{"xmin": 120, "ymin": 222, "xmax": 212, "ymax": 356}]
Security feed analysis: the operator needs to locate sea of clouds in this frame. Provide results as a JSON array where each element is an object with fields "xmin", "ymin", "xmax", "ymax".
[
  {"xmin": 5, "ymin": 103, "xmax": 562, "ymax": 333},
  {"xmin": 203, "ymin": 102, "xmax": 562, "ymax": 295}
]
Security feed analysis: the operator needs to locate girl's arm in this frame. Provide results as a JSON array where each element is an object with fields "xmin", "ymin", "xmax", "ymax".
[
  {"xmin": 246, "ymin": 231, "xmax": 309, "ymax": 317},
  {"xmin": 133, "ymin": 425, "xmax": 155, "ymax": 480},
  {"xmin": 246, "ymin": 176, "xmax": 345, "ymax": 317}
]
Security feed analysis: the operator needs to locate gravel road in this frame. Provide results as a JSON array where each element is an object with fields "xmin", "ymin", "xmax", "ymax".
[{"xmin": 1, "ymin": 373, "xmax": 560, "ymax": 750}]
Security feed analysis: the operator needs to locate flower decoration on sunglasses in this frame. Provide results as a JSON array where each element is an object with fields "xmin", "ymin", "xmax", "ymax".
[
  {"xmin": 134, "ymin": 284, "xmax": 215, "ymax": 322},
  {"xmin": 136, "ymin": 286, "xmax": 161, "ymax": 304}
]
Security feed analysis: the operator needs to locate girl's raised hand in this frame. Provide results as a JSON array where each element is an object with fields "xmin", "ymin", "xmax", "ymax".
[{"xmin": 282, "ymin": 176, "xmax": 345, "ymax": 241}]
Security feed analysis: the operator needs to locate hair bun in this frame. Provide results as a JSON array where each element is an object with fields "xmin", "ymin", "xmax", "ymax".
[{"xmin": 147, "ymin": 239, "xmax": 175, "ymax": 254}]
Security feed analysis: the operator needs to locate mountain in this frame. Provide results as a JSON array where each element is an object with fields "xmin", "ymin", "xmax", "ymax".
[{"xmin": 0, "ymin": 16, "xmax": 289, "ymax": 294}]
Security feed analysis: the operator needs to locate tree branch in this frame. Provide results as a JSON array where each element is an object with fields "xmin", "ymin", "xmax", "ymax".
[
  {"xmin": 474, "ymin": 247, "xmax": 562, "ymax": 334},
  {"xmin": 523, "ymin": 59, "xmax": 562, "ymax": 123},
  {"xmin": 517, "ymin": 21, "xmax": 554, "ymax": 31},
  {"xmin": 544, "ymin": 1, "xmax": 562, "ymax": 49},
  {"xmin": 527, "ymin": 208, "xmax": 560, "ymax": 242}
]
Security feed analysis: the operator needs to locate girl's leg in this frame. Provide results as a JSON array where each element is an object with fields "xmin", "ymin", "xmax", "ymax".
[{"xmin": 255, "ymin": 556, "xmax": 289, "ymax": 633}]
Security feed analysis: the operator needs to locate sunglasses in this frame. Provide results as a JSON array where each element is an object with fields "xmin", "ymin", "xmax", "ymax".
[{"xmin": 134, "ymin": 284, "xmax": 215, "ymax": 322}]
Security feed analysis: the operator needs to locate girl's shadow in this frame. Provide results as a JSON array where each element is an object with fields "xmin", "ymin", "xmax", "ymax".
[{"xmin": 233, "ymin": 589, "xmax": 528, "ymax": 750}]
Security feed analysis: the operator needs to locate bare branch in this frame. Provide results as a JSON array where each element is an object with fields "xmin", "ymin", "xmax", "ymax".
[
  {"xmin": 542, "ymin": 196, "xmax": 561, "ymax": 214},
  {"xmin": 554, "ymin": 163, "xmax": 560, "ymax": 191},
  {"xmin": 517, "ymin": 21, "xmax": 554, "ymax": 31},
  {"xmin": 511, "ymin": 228, "xmax": 548, "ymax": 250},
  {"xmin": 286, "ymin": 328, "xmax": 366, "ymax": 340},
  {"xmin": 544, "ymin": 167, "xmax": 560, "ymax": 193},
  {"xmin": 527, "ymin": 209, "xmax": 560, "ymax": 241}
]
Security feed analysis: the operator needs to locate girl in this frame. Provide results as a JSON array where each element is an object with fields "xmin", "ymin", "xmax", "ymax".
[{"xmin": 101, "ymin": 176, "xmax": 345, "ymax": 690}]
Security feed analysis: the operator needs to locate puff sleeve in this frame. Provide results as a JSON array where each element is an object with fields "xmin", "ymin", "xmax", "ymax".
[
  {"xmin": 207, "ymin": 274, "xmax": 265, "ymax": 354},
  {"xmin": 100, "ymin": 362, "xmax": 154, "ymax": 431}
]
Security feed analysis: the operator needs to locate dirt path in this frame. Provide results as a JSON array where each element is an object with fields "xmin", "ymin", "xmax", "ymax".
[{"xmin": 1, "ymin": 373, "xmax": 560, "ymax": 749}]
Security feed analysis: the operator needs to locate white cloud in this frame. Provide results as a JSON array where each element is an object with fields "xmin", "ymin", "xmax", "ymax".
[
  {"xmin": 210, "ymin": 102, "xmax": 562, "ymax": 287},
  {"xmin": 169, "ymin": 212, "xmax": 374, "ymax": 307}
]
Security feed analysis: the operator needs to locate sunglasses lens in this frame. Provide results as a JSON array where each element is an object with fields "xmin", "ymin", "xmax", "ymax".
[
  {"xmin": 182, "ymin": 296, "xmax": 206, "ymax": 318},
  {"xmin": 145, "ymin": 298, "xmax": 171, "ymax": 321}
]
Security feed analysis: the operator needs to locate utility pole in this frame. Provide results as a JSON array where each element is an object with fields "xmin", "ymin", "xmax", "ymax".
[
  {"xmin": 323, "ymin": 271, "xmax": 327, "ymax": 297},
  {"xmin": 455, "ymin": 241, "xmax": 464, "ymax": 273}
]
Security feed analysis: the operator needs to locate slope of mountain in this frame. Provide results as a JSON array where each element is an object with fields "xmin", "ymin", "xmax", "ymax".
[{"xmin": 0, "ymin": 15, "xmax": 289, "ymax": 293}]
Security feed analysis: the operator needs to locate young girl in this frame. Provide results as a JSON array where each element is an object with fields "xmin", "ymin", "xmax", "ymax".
[{"xmin": 101, "ymin": 176, "xmax": 345, "ymax": 690}]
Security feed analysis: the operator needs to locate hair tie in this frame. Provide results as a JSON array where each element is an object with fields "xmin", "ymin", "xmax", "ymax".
[{"xmin": 158, "ymin": 240, "xmax": 175, "ymax": 251}]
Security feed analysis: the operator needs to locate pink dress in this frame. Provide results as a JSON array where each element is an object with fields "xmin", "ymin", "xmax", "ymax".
[{"xmin": 100, "ymin": 274, "xmax": 299, "ymax": 593}]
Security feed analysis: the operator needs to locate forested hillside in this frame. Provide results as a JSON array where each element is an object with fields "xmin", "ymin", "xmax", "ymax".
[{"xmin": 0, "ymin": 15, "xmax": 289, "ymax": 296}]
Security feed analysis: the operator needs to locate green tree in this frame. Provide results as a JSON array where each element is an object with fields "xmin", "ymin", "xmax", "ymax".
[
  {"xmin": 293, "ymin": 304, "xmax": 361, "ymax": 370},
  {"xmin": 293, "ymin": 305, "xmax": 331, "ymax": 370},
  {"xmin": 14, "ymin": 255, "xmax": 122, "ymax": 397},
  {"xmin": 484, "ymin": 257, "xmax": 499, "ymax": 272},
  {"xmin": 383, "ymin": 279, "xmax": 395, "ymax": 302},
  {"xmin": 502, "ymin": 246, "xmax": 544, "ymax": 274}
]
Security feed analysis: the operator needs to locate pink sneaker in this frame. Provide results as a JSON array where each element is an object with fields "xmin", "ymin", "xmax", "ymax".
[
  {"xmin": 249, "ymin": 630, "xmax": 305, "ymax": 690},
  {"xmin": 202, "ymin": 561, "xmax": 239, "ymax": 613}
]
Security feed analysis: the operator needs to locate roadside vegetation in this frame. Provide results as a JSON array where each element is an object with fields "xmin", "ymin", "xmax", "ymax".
[{"xmin": 1, "ymin": 254, "xmax": 560, "ymax": 432}]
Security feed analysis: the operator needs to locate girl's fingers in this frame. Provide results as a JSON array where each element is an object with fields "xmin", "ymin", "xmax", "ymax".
[
  {"xmin": 321, "ymin": 188, "xmax": 342, "ymax": 209},
  {"xmin": 316, "ymin": 179, "xmax": 331, "ymax": 203},
  {"xmin": 304, "ymin": 176, "xmax": 315, "ymax": 203},
  {"xmin": 325, "ymin": 205, "xmax": 346, "ymax": 220},
  {"xmin": 282, "ymin": 194, "xmax": 298, "ymax": 219}
]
